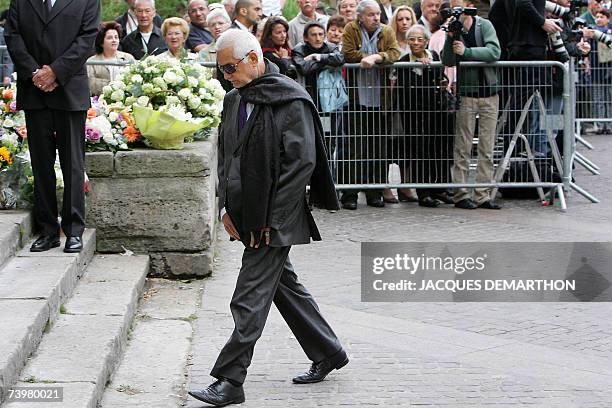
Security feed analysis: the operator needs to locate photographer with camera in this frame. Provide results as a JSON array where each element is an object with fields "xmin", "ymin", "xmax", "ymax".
[
  {"xmin": 441, "ymin": 1, "xmax": 502, "ymax": 209},
  {"xmin": 505, "ymin": 0, "xmax": 562, "ymax": 157}
]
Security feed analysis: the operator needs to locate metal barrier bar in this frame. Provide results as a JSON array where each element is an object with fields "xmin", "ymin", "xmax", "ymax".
[{"xmin": 5, "ymin": 55, "xmax": 590, "ymax": 207}]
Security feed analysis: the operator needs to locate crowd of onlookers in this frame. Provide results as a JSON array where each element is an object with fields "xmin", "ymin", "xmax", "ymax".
[{"xmin": 1, "ymin": 0, "xmax": 611, "ymax": 211}]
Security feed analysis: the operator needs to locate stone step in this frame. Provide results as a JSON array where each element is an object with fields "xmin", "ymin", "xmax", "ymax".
[
  {"xmin": 3, "ymin": 254, "xmax": 149, "ymax": 408},
  {"xmin": 0, "ymin": 211, "xmax": 33, "ymax": 268},
  {"xmin": 0, "ymin": 230, "xmax": 95, "ymax": 405},
  {"xmin": 100, "ymin": 278, "xmax": 203, "ymax": 408}
]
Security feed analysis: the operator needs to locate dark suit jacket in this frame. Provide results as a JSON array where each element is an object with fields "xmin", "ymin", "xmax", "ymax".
[
  {"xmin": 378, "ymin": 2, "xmax": 395, "ymax": 25},
  {"xmin": 218, "ymin": 78, "xmax": 318, "ymax": 247},
  {"xmin": 4, "ymin": 0, "xmax": 100, "ymax": 111},
  {"xmin": 120, "ymin": 25, "xmax": 167, "ymax": 60},
  {"xmin": 115, "ymin": 11, "xmax": 162, "ymax": 39}
]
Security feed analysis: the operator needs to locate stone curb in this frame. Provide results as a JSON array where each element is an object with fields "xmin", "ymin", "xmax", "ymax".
[
  {"xmin": 0, "ymin": 230, "xmax": 96, "ymax": 405},
  {"xmin": 0, "ymin": 211, "xmax": 32, "ymax": 268},
  {"xmin": 3, "ymin": 255, "xmax": 149, "ymax": 408}
]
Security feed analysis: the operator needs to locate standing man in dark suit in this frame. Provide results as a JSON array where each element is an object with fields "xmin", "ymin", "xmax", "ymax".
[
  {"xmin": 115, "ymin": 0, "xmax": 162, "ymax": 39},
  {"xmin": 120, "ymin": 0, "xmax": 167, "ymax": 59},
  {"xmin": 230, "ymin": 0, "xmax": 262, "ymax": 34},
  {"xmin": 4, "ymin": 0, "xmax": 100, "ymax": 252},
  {"xmin": 378, "ymin": 0, "xmax": 395, "ymax": 25},
  {"xmin": 188, "ymin": 29, "xmax": 347, "ymax": 407}
]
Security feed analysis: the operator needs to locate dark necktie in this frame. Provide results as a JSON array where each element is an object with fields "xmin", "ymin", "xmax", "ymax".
[
  {"xmin": 43, "ymin": 0, "xmax": 52, "ymax": 18},
  {"xmin": 238, "ymin": 99, "xmax": 247, "ymax": 131}
]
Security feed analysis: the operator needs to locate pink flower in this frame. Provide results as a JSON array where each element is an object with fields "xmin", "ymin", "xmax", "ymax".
[
  {"xmin": 85, "ymin": 125, "xmax": 101, "ymax": 142},
  {"xmin": 9, "ymin": 101, "xmax": 17, "ymax": 112}
]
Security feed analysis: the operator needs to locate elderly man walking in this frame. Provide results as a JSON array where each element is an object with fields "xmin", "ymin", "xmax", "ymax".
[
  {"xmin": 188, "ymin": 29, "xmax": 346, "ymax": 407},
  {"xmin": 4, "ymin": 0, "xmax": 100, "ymax": 252}
]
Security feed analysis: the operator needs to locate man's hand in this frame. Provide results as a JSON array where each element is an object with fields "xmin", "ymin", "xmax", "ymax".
[
  {"xmin": 360, "ymin": 54, "xmax": 382, "ymax": 68},
  {"xmin": 452, "ymin": 40, "xmax": 466, "ymax": 56},
  {"xmin": 542, "ymin": 19, "xmax": 563, "ymax": 34},
  {"xmin": 33, "ymin": 65, "xmax": 57, "ymax": 91},
  {"xmin": 222, "ymin": 213, "xmax": 241, "ymax": 241},
  {"xmin": 304, "ymin": 53, "xmax": 322, "ymax": 62},
  {"xmin": 249, "ymin": 227, "xmax": 271, "ymax": 248},
  {"xmin": 582, "ymin": 28, "xmax": 595, "ymax": 39},
  {"xmin": 577, "ymin": 38, "xmax": 591, "ymax": 55}
]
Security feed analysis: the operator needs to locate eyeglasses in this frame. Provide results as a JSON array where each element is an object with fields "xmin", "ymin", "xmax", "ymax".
[{"xmin": 218, "ymin": 50, "xmax": 253, "ymax": 74}]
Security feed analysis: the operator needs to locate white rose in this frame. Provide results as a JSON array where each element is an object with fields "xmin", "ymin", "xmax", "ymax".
[
  {"xmin": 163, "ymin": 71, "xmax": 178, "ymax": 85},
  {"xmin": 3, "ymin": 118, "xmax": 15, "ymax": 128},
  {"xmin": 108, "ymin": 111, "xmax": 119, "ymax": 122},
  {"xmin": 110, "ymin": 89, "xmax": 124, "ymax": 102},
  {"xmin": 165, "ymin": 95, "xmax": 180, "ymax": 106},
  {"xmin": 188, "ymin": 76, "xmax": 199, "ymax": 88},
  {"xmin": 142, "ymin": 83, "xmax": 154, "ymax": 94},
  {"xmin": 178, "ymin": 88, "xmax": 192, "ymax": 100},
  {"xmin": 136, "ymin": 96, "xmax": 149, "ymax": 106},
  {"xmin": 187, "ymin": 96, "xmax": 201, "ymax": 109},
  {"xmin": 102, "ymin": 85, "xmax": 112, "ymax": 95},
  {"xmin": 131, "ymin": 74, "xmax": 143, "ymax": 83},
  {"xmin": 119, "ymin": 143, "xmax": 128, "ymax": 150},
  {"xmin": 103, "ymin": 133, "xmax": 114, "ymax": 144}
]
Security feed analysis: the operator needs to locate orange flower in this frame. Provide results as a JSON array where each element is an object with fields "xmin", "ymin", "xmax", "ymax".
[
  {"xmin": 87, "ymin": 108, "xmax": 97, "ymax": 119},
  {"xmin": 121, "ymin": 111, "xmax": 135, "ymax": 128},
  {"xmin": 2, "ymin": 89, "xmax": 14, "ymax": 101},
  {"xmin": 0, "ymin": 146, "xmax": 13, "ymax": 165},
  {"xmin": 123, "ymin": 126, "xmax": 141, "ymax": 143},
  {"xmin": 17, "ymin": 126, "xmax": 27, "ymax": 139}
]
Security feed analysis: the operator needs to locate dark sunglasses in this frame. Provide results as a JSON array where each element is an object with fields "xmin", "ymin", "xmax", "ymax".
[{"xmin": 218, "ymin": 50, "xmax": 254, "ymax": 74}]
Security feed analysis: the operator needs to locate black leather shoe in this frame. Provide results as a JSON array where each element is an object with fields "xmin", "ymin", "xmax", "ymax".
[
  {"xmin": 341, "ymin": 200, "xmax": 357, "ymax": 210},
  {"xmin": 30, "ymin": 235, "xmax": 60, "ymax": 252},
  {"xmin": 366, "ymin": 197, "xmax": 385, "ymax": 208},
  {"xmin": 432, "ymin": 193, "xmax": 454, "ymax": 204},
  {"xmin": 64, "ymin": 236, "xmax": 83, "ymax": 253},
  {"xmin": 293, "ymin": 349, "xmax": 349, "ymax": 384},
  {"xmin": 188, "ymin": 379, "xmax": 245, "ymax": 407},
  {"xmin": 418, "ymin": 197, "xmax": 440, "ymax": 208},
  {"xmin": 455, "ymin": 199, "xmax": 477, "ymax": 210},
  {"xmin": 478, "ymin": 200, "xmax": 502, "ymax": 210}
]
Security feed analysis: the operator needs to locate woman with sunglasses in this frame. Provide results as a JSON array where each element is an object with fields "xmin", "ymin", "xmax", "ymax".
[{"xmin": 259, "ymin": 16, "xmax": 298, "ymax": 78}]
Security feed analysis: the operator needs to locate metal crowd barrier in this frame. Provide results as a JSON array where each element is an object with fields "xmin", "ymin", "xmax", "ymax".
[{"xmin": 5, "ymin": 53, "xmax": 597, "ymax": 209}]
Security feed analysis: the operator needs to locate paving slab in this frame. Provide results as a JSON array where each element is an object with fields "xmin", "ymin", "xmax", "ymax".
[{"xmin": 100, "ymin": 279, "xmax": 203, "ymax": 407}]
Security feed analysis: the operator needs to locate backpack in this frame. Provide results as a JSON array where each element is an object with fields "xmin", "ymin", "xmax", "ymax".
[{"xmin": 317, "ymin": 68, "xmax": 348, "ymax": 113}]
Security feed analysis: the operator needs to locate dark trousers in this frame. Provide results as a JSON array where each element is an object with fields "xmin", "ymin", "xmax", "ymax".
[
  {"xmin": 210, "ymin": 245, "xmax": 342, "ymax": 384},
  {"xmin": 340, "ymin": 106, "xmax": 385, "ymax": 202},
  {"xmin": 25, "ymin": 109, "xmax": 86, "ymax": 237}
]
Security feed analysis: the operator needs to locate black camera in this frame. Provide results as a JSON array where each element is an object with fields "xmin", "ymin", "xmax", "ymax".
[
  {"xmin": 440, "ymin": 7, "xmax": 478, "ymax": 36},
  {"xmin": 572, "ymin": 18, "xmax": 612, "ymax": 47},
  {"xmin": 545, "ymin": 0, "xmax": 589, "ymax": 21}
]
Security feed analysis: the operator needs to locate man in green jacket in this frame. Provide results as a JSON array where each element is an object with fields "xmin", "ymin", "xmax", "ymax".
[{"xmin": 442, "ymin": 0, "xmax": 502, "ymax": 210}]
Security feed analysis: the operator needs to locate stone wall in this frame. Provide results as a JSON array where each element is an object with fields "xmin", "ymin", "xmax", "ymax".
[{"xmin": 85, "ymin": 135, "xmax": 217, "ymax": 278}]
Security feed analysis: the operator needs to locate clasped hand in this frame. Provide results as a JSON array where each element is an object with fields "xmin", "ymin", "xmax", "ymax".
[
  {"xmin": 32, "ymin": 65, "xmax": 58, "ymax": 92},
  {"xmin": 222, "ymin": 213, "xmax": 271, "ymax": 248}
]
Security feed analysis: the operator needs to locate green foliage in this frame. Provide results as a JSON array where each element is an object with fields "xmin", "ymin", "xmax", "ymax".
[
  {"xmin": 282, "ymin": 0, "xmax": 299, "ymax": 21},
  {"xmin": 100, "ymin": 0, "xmax": 189, "ymax": 22}
]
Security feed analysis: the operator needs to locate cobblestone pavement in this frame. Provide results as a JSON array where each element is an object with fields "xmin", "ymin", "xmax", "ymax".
[{"xmin": 187, "ymin": 135, "xmax": 612, "ymax": 407}]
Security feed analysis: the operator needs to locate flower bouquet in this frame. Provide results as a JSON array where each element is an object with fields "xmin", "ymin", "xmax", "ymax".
[
  {"xmin": 101, "ymin": 55, "xmax": 225, "ymax": 149},
  {"xmin": 85, "ymin": 96, "xmax": 136, "ymax": 152},
  {"xmin": 0, "ymin": 85, "xmax": 29, "ymax": 209}
]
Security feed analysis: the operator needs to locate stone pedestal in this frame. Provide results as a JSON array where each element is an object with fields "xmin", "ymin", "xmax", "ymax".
[{"xmin": 85, "ymin": 136, "xmax": 217, "ymax": 278}]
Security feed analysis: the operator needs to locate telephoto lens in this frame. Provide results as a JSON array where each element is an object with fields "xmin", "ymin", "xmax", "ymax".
[
  {"xmin": 549, "ymin": 31, "xmax": 570, "ymax": 62},
  {"xmin": 545, "ymin": 1, "xmax": 571, "ymax": 18},
  {"xmin": 592, "ymin": 30, "xmax": 612, "ymax": 48}
]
